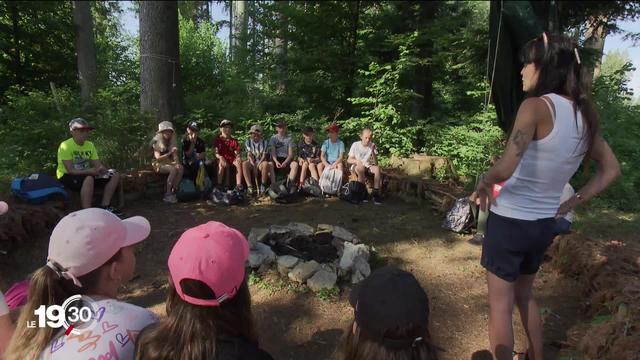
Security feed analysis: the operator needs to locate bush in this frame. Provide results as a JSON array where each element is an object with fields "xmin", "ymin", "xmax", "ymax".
[
  {"xmin": 0, "ymin": 87, "xmax": 77, "ymax": 178},
  {"xmin": 574, "ymin": 60, "xmax": 640, "ymax": 211},
  {"xmin": 422, "ymin": 106, "xmax": 504, "ymax": 180}
]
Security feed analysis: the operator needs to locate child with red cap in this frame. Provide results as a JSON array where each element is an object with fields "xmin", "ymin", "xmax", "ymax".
[
  {"xmin": 318, "ymin": 122, "xmax": 345, "ymax": 176},
  {"xmin": 213, "ymin": 119, "xmax": 244, "ymax": 192},
  {"xmin": 135, "ymin": 221, "xmax": 273, "ymax": 360},
  {"xmin": 5, "ymin": 208, "xmax": 157, "ymax": 360}
]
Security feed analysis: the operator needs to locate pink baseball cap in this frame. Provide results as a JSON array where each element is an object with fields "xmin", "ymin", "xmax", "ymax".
[
  {"xmin": 168, "ymin": 221, "xmax": 249, "ymax": 307},
  {"xmin": 0, "ymin": 201, "xmax": 8, "ymax": 215},
  {"xmin": 47, "ymin": 208, "xmax": 150, "ymax": 287}
]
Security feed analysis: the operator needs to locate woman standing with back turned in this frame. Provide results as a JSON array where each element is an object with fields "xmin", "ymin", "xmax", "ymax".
[{"xmin": 476, "ymin": 33, "xmax": 621, "ymax": 360}]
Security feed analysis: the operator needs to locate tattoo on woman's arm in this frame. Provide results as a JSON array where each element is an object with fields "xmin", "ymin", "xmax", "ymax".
[{"xmin": 511, "ymin": 129, "xmax": 530, "ymax": 157}]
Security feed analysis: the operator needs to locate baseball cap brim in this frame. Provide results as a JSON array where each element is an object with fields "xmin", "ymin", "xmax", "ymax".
[
  {"xmin": 71, "ymin": 125, "xmax": 94, "ymax": 130},
  {"xmin": 122, "ymin": 216, "xmax": 151, "ymax": 247},
  {"xmin": 0, "ymin": 201, "xmax": 8, "ymax": 216}
]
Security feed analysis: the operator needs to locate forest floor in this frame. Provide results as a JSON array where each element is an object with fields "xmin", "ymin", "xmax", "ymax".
[{"xmin": 2, "ymin": 196, "xmax": 638, "ymax": 360}]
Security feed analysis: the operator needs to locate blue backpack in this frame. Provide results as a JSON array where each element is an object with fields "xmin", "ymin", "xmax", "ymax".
[
  {"xmin": 11, "ymin": 173, "xmax": 69, "ymax": 204},
  {"xmin": 176, "ymin": 179, "xmax": 200, "ymax": 202}
]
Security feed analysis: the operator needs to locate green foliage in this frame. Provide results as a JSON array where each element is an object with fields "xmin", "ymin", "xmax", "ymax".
[
  {"xmin": 0, "ymin": 87, "xmax": 76, "ymax": 176},
  {"xmin": 179, "ymin": 16, "xmax": 226, "ymax": 96},
  {"xmin": 423, "ymin": 107, "xmax": 504, "ymax": 180},
  {"xmin": 246, "ymin": 271, "xmax": 307, "ymax": 295},
  {"xmin": 93, "ymin": 1, "xmax": 139, "ymax": 87},
  {"xmin": 1, "ymin": 0, "xmax": 638, "ymax": 216},
  {"xmin": 315, "ymin": 287, "xmax": 340, "ymax": 302},
  {"xmin": 347, "ymin": 34, "xmax": 424, "ymax": 158},
  {"xmin": 0, "ymin": 1, "xmax": 76, "ymax": 98},
  {"xmin": 573, "ymin": 52, "xmax": 640, "ymax": 211},
  {"xmin": 0, "ymin": 85, "xmax": 150, "ymax": 179}
]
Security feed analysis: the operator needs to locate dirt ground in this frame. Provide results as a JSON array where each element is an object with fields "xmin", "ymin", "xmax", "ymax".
[{"xmin": 1, "ymin": 196, "xmax": 588, "ymax": 360}]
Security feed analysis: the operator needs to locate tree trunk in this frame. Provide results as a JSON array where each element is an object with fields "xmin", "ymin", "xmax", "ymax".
[
  {"xmin": 231, "ymin": 0, "xmax": 248, "ymax": 63},
  {"xmin": 274, "ymin": 2, "xmax": 288, "ymax": 94},
  {"xmin": 582, "ymin": 15, "xmax": 608, "ymax": 90},
  {"xmin": 199, "ymin": 1, "xmax": 210, "ymax": 25},
  {"xmin": 8, "ymin": 2, "xmax": 21, "ymax": 86},
  {"xmin": 343, "ymin": 0, "xmax": 360, "ymax": 118},
  {"xmin": 229, "ymin": 0, "xmax": 233, "ymax": 59},
  {"xmin": 140, "ymin": 1, "xmax": 184, "ymax": 126},
  {"xmin": 412, "ymin": 1, "xmax": 436, "ymax": 119},
  {"xmin": 72, "ymin": 1, "xmax": 98, "ymax": 113}
]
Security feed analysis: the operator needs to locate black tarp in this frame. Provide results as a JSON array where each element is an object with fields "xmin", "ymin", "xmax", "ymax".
[{"xmin": 488, "ymin": 0, "xmax": 559, "ymax": 131}]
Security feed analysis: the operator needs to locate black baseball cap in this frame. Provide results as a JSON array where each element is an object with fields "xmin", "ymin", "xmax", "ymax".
[
  {"xmin": 302, "ymin": 126, "xmax": 314, "ymax": 136},
  {"xmin": 275, "ymin": 120, "xmax": 287, "ymax": 128},
  {"xmin": 349, "ymin": 266, "xmax": 429, "ymax": 349},
  {"xmin": 187, "ymin": 121, "xmax": 199, "ymax": 131}
]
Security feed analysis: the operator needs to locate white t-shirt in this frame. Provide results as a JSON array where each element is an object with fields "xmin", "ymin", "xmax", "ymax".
[
  {"xmin": 348, "ymin": 141, "xmax": 377, "ymax": 168},
  {"xmin": 0, "ymin": 291, "xmax": 8, "ymax": 316},
  {"xmin": 40, "ymin": 298, "xmax": 158, "ymax": 360},
  {"xmin": 559, "ymin": 183, "xmax": 575, "ymax": 223}
]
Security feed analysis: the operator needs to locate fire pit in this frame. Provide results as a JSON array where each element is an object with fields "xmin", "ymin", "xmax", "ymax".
[{"xmin": 246, "ymin": 223, "xmax": 372, "ymax": 292}]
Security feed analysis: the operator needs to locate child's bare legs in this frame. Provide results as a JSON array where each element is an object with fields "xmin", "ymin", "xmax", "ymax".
[
  {"xmin": 299, "ymin": 159, "xmax": 309, "ymax": 185},
  {"xmin": 309, "ymin": 162, "xmax": 319, "ymax": 181},
  {"xmin": 242, "ymin": 160, "xmax": 255, "ymax": 189},
  {"xmin": 288, "ymin": 161, "xmax": 299, "ymax": 184},
  {"xmin": 233, "ymin": 158, "xmax": 243, "ymax": 188}
]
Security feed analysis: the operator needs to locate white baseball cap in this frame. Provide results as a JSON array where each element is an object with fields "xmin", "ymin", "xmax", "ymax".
[
  {"xmin": 47, "ymin": 208, "xmax": 150, "ymax": 287},
  {"xmin": 0, "ymin": 201, "xmax": 8, "ymax": 216},
  {"xmin": 249, "ymin": 124, "xmax": 263, "ymax": 133}
]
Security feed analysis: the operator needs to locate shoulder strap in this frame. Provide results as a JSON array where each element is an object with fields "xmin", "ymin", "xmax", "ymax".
[{"xmin": 540, "ymin": 95, "xmax": 556, "ymax": 124}]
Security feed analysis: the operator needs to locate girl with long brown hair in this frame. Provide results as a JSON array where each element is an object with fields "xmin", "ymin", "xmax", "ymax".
[
  {"xmin": 4, "ymin": 208, "xmax": 156, "ymax": 360},
  {"xmin": 342, "ymin": 266, "xmax": 440, "ymax": 360},
  {"xmin": 475, "ymin": 32, "xmax": 621, "ymax": 360},
  {"xmin": 135, "ymin": 221, "xmax": 273, "ymax": 360}
]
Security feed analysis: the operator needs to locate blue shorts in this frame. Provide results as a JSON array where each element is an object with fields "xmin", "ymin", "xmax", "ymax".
[{"xmin": 481, "ymin": 212, "xmax": 556, "ymax": 282}]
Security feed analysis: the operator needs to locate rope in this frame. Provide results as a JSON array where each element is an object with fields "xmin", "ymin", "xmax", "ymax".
[
  {"xmin": 486, "ymin": 0, "xmax": 503, "ymax": 111},
  {"xmin": 141, "ymin": 53, "xmax": 178, "ymax": 88}
]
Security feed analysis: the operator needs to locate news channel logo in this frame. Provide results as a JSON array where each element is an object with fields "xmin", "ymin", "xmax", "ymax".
[{"xmin": 27, "ymin": 295, "xmax": 99, "ymax": 335}]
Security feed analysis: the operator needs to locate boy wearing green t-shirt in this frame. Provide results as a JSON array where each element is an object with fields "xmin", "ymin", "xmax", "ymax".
[{"xmin": 56, "ymin": 118, "xmax": 121, "ymax": 214}]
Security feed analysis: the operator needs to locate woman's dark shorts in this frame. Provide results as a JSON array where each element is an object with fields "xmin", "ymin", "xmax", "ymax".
[{"xmin": 481, "ymin": 212, "xmax": 556, "ymax": 282}]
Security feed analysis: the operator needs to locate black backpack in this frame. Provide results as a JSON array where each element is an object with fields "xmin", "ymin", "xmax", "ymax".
[
  {"xmin": 301, "ymin": 177, "xmax": 323, "ymax": 198},
  {"xmin": 340, "ymin": 181, "xmax": 368, "ymax": 204},
  {"xmin": 442, "ymin": 197, "xmax": 474, "ymax": 233},
  {"xmin": 268, "ymin": 180, "xmax": 298, "ymax": 204},
  {"xmin": 210, "ymin": 188, "xmax": 243, "ymax": 206}
]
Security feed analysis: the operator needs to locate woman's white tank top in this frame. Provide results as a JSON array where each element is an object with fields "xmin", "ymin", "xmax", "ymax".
[{"xmin": 491, "ymin": 93, "xmax": 588, "ymax": 220}]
